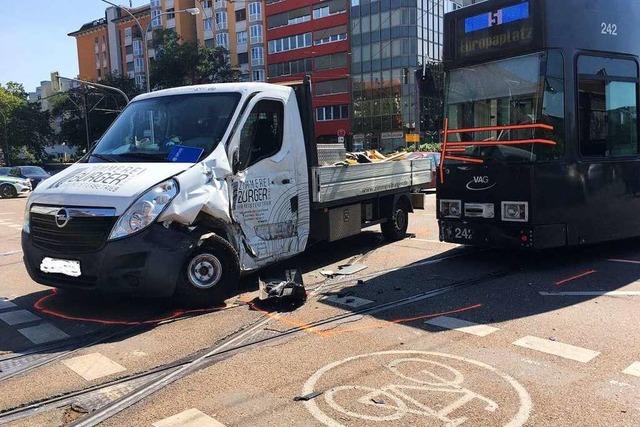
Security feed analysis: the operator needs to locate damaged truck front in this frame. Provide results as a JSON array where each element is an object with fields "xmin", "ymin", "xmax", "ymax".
[{"xmin": 22, "ymin": 81, "xmax": 432, "ymax": 307}]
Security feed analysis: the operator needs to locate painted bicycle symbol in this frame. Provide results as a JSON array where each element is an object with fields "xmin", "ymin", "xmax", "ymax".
[{"xmin": 302, "ymin": 351, "xmax": 531, "ymax": 427}]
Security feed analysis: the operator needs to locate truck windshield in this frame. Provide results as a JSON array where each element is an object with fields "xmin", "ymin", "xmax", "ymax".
[
  {"xmin": 445, "ymin": 52, "xmax": 563, "ymax": 163},
  {"xmin": 91, "ymin": 93, "xmax": 241, "ymax": 163}
]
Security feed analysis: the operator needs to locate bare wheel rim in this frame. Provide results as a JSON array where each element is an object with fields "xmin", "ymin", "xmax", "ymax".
[
  {"xmin": 394, "ymin": 208, "xmax": 407, "ymax": 231},
  {"xmin": 187, "ymin": 253, "xmax": 223, "ymax": 290}
]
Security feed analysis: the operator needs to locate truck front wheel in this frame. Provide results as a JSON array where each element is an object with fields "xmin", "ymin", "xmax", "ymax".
[
  {"xmin": 381, "ymin": 200, "xmax": 409, "ymax": 241},
  {"xmin": 175, "ymin": 234, "xmax": 240, "ymax": 308}
]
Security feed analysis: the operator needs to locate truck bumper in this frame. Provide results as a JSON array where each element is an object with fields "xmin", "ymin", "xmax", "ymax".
[
  {"xmin": 439, "ymin": 220, "xmax": 567, "ymax": 249},
  {"xmin": 22, "ymin": 223, "xmax": 197, "ymax": 297}
]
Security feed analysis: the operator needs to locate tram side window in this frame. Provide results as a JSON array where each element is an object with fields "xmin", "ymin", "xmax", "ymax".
[{"xmin": 578, "ymin": 56, "xmax": 639, "ymax": 158}]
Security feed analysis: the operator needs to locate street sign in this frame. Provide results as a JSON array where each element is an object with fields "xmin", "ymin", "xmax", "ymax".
[
  {"xmin": 338, "ymin": 136, "xmax": 345, "ymax": 144},
  {"xmin": 405, "ymin": 134, "xmax": 420, "ymax": 143}
]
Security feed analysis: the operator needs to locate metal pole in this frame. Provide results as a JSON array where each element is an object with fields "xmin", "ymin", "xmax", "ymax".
[
  {"xmin": 60, "ymin": 76, "xmax": 129, "ymax": 104},
  {"xmin": 100, "ymin": 0, "xmax": 150, "ymax": 92},
  {"xmin": 82, "ymin": 92, "xmax": 91, "ymax": 151},
  {"xmin": 0, "ymin": 111, "xmax": 9, "ymax": 166}
]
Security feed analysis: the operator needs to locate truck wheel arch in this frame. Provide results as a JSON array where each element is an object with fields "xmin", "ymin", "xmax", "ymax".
[{"xmin": 381, "ymin": 193, "xmax": 414, "ymax": 218}]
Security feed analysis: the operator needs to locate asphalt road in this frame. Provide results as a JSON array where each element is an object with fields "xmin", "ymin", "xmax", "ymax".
[{"xmin": 1, "ymin": 193, "xmax": 640, "ymax": 426}]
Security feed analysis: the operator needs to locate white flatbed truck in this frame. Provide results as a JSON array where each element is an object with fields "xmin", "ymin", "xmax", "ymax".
[{"xmin": 22, "ymin": 78, "xmax": 432, "ymax": 306}]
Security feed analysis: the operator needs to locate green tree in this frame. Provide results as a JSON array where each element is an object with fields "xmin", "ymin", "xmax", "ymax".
[
  {"xmin": 0, "ymin": 82, "xmax": 53, "ymax": 165},
  {"xmin": 151, "ymin": 29, "xmax": 239, "ymax": 90}
]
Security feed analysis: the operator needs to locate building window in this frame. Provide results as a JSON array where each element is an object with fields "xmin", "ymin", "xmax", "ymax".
[
  {"xmin": 235, "ymin": 9, "xmax": 246, "ymax": 22},
  {"xmin": 214, "ymin": 0, "xmax": 226, "ymax": 9},
  {"xmin": 134, "ymin": 57, "xmax": 145, "ymax": 73},
  {"xmin": 268, "ymin": 58, "xmax": 313, "ymax": 78},
  {"xmin": 204, "ymin": 18, "xmax": 214, "ymax": 31},
  {"xmin": 313, "ymin": 6, "xmax": 330, "ymax": 20},
  {"xmin": 205, "ymin": 38, "xmax": 215, "ymax": 48},
  {"xmin": 237, "ymin": 31, "xmax": 247, "ymax": 45},
  {"xmin": 249, "ymin": 24, "xmax": 263, "ymax": 44},
  {"xmin": 252, "ymin": 69, "xmax": 265, "ymax": 82},
  {"xmin": 314, "ymin": 52, "xmax": 347, "ymax": 70},
  {"xmin": 579, "ymin": 55, "xmax": 639, "ymax": 157},
  {"xmin": 314, "ymin": 32, "xmax": 347, "ymax": 46},
  {"xmin": 251, "ymin": 46, "xmax": 264, "ymax": 66},
  {"xmin": 268, "ymin": 33, "xmax": 312, "ymax": 54},
  {"xmin": 316, "ymin": 105, "xmax": 349, "ymax": 121},
  {"xmin": 166, "ymin": 8, "xmax": 175, "ymax": 19},
  {"xmin": 316, "ymin": 79, "xmax": 348, "ymax": 96},
  {"xmin": 215, "ymin": 11, "xmax": 228, "ymax": 30},
  {"xmin": 124, "ymin": 27, "xmax": 133, "ymax": 45},
  {"xmin": 238, "ymin": 52, "xmax": 249, "ymax": 64},
  {"xmin": 202, "ymin": 0, "xmax": 212, "ymax": 7},
  {"xmin": 216, "ymin": 32, "xmax": 229, "ymax": 49},
  {"xmin": 248, "ymin": 2, "xmax": 262, "ymax": 22},
  {"xmin": 151, "ymin": 0, "xmax": 161, "ymax": 7},
  {"xmin": 135, "ymin": 74, "xmax": 145, "ymax": 88},
  {"xmin": 133, "ymin": 39, "xmax": 143, "ymax": 56},
  {"xmin": 151, "ymin": 9, "xmax": 162, "ymax": 27}
]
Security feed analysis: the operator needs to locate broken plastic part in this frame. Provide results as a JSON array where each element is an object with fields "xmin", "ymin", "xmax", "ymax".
[{"xmin": 259, "ymin": 269, "xmax": 306, "ymax": 302}]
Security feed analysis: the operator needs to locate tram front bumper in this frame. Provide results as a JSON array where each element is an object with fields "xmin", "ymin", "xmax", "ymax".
[{"xmin": 439, "ymin": 220, "xmax": 567, "ymax": 249}]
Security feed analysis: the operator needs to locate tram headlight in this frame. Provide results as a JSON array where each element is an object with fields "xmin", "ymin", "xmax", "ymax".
[
  {"xmin": 501, "ymin": 201, "xmax": 529, "ymax": 222},
  {"xmin": 440, "ymin": 200, "xmax": 462, "ymax": 219}
]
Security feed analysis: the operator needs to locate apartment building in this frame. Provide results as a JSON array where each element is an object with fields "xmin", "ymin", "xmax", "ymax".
[
  {"xmin": 68, "ymin": 18, "xmax": 111, "ymax": 83},
  {"xmin": 150, "ymin": 0, "xmax": 198, "ymax": 43},
  {"xmin": 266, "ymin": 0, "xmax": 351, "ymax": 144},
  {"xmin": 69, "ymin": 5, "xmax": 151, "ymax": 88},
  {"xmin": 194, "ymin": 0, "xmax": 267, "ymax": 82}
]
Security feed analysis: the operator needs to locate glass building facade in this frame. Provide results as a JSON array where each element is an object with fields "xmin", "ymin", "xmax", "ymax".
[{"xmin": 350, "ymin": 0, "xmax": 460, "ymax": 152}]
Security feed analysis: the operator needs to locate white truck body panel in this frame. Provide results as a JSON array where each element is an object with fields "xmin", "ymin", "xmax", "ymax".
[{"xmin": 312, "ymin": 158, "xmax": 433, "ymax": 205}]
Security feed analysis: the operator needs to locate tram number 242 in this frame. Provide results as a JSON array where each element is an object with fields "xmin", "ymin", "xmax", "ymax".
[{"xmin": 601, "ymin": 22, "xmax": 618, "ymax": 36}]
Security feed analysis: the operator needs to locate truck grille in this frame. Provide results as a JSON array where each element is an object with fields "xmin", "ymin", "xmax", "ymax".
[{"xmin": 30, "ymin": 206, "xmax": 117, "ymax": 254}]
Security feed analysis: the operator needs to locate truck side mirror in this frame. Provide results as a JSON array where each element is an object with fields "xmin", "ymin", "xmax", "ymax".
[{"xmin": 232, "ymin": 149, "xmax": 240, "ymax": 172}]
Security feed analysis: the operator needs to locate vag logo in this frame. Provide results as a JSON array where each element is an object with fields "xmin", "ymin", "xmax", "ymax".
[{"xmin": 466, "ymin": 176, "xmax": 496, "ymax": 191}]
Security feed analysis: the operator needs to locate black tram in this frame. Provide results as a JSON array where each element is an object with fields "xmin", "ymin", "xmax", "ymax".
[{"xmin": 438, "ymin": 0, "xmax": 640, "ymax": 248}]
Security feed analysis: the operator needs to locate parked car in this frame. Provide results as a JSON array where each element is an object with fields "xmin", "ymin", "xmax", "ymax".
[
  {"xmin": 0, "ymin": 174, "xmax": 31, "ymax": 198},
  {"xmin": 0, "ymin": 166, "xmax": 51, "ymax": 189}
]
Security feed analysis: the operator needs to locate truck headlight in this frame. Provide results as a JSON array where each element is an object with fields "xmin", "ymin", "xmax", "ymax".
[
  {"xmin": 23, "ymin": 204, "xmax": 30, "ymax": 234},
  {"xmin": 109, "ymin": 179, "xmax": 179, "ymax": 240},
  {"xmin": 440, "ymin": 199, "xmax": 462, "ymax": 219},
  {"xmin": 501, "ymin": 201, "xmax": 528, "ymax": 222}
]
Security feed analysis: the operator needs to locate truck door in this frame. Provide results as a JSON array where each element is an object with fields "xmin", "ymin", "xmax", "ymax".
[{"xmin": 228, "ymin": 97, "xmax": 309, "ymax": 270}]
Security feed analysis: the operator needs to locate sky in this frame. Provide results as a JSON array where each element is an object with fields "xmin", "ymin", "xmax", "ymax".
[{"xmin": 0, "ymin": 0, "xmax": 149, "ymax": 93}]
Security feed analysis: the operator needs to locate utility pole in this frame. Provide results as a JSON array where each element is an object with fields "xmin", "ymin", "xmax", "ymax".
[
  {"xmin": 82, "ymin": 91, "xmax": 91, "ymax": 151},
  {"xmin": 0, "ymin": 110, "xmax": 9, "ymax": 167}
]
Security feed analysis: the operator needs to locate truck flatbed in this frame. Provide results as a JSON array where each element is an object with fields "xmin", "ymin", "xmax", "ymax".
[{"xmin": 311, "ymin": 158, "xmax": 433, "ymax": 205}]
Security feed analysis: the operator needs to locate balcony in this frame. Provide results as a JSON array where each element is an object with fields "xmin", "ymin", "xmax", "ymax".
[
  {"xmin": 166, "ymin": 18, "xmax": 176, "ymax": 29},
  {"xmin": 214, "ymin": 0, "xmax": 226, "ymax": 10}
]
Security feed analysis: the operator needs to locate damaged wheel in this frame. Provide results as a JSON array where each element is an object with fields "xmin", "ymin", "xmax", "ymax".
[{"xmin": 175, "ymin": 234, "xmax": 240, "ymax": 308}]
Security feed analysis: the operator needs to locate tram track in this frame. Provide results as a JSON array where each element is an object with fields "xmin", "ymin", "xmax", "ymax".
[
  {"xmin": 0, "ymin": 301, "xmax": 245, "ymax": 387},
  {"xmin": 0, "ymin": 265, "xmax": 515, "ymax": 426}
]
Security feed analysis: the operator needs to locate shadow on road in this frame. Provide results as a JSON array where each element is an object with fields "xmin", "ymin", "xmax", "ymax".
[{"xmin": 315, "ymin": 237, "xmax": 640, "ymax": 336}]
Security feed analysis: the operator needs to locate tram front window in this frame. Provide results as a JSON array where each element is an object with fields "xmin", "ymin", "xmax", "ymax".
[{"xmin": 446, "ymin": 52, "xmax": 563, "ymax": 163}]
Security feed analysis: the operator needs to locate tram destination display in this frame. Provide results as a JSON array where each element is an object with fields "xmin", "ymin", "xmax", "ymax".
[{"xmin": 450, "ymin": 0, "xmax": 541, "ymax": 63}]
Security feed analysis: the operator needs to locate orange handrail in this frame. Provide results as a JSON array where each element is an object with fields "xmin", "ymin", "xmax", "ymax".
[{"xmin": 439, "ymin": 121, "xmax": 557, "ymax": 184}]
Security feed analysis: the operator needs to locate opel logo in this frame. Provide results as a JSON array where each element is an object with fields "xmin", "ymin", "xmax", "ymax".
[{"xmin": 55, "ymin": 208, "xmax": 70, "ymax": 228}]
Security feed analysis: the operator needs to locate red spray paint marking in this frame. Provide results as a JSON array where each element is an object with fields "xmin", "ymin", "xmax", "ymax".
[
  {"xmin": 32, "ymin": 289, "xmax": 226, "ymax": 326},
  {"xmin": 555, "ymin": 270, "xmax": 597, "ymax": 287}
]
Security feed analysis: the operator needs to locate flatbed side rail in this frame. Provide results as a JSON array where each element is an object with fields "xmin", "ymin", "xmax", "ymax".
[{"xmin": 439, "ymin": 120, "xmax": 557, "ymax": 183}]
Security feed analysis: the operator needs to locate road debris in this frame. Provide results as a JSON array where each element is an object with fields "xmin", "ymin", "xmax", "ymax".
[
  {"xmin": 294, "ymin": 391, "xmax": 322, "ymax": 401},
  {"xmin": 259, "ymin": 269, "xmax": 306, "ymax": 303}
]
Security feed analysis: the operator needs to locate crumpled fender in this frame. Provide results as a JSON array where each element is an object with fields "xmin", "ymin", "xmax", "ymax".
[{"xmin": 159, "ymin": 144, "xmax": 233, "ymax": 225}]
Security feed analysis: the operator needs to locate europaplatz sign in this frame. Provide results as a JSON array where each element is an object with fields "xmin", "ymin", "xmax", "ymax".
[{"xmin": 456, "ymin": 1, "xmax": 536, "ymax": 61}]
